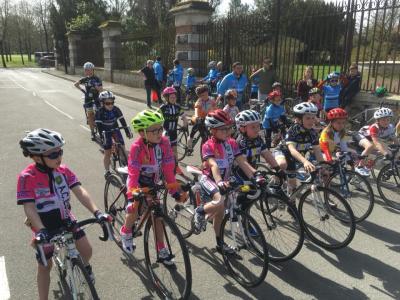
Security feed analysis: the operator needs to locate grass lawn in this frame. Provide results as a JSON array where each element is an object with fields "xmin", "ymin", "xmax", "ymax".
[
  {"xmin": 0, "ymin": 54, "xmax": 38, "ymax": 68},
  {"xmin": 293, "ymin": 64, "xmax": 341, "ymax": 81}
]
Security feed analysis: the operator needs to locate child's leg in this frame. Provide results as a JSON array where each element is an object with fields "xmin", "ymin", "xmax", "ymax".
[
  {"xmin": 187, "ymin": 123, "xmax": 198, "ymax": 149},
  {"xmin": 75, "ymin": 236, "xmax": 93, "ymax": 265},
  {"xmin": 37, "ymin": 260, "xmax": 52, "ymax": 300},
  {"xmin": 204, "ymin": 192, "xmax": 225, "ymax": 237},
  {"xmin": 359, "ymin": 138, "xmax": 374, "ymax": 166},
  {"xmin": 103, "ymin": 149, "xmax": 112, "ymax": 172}
]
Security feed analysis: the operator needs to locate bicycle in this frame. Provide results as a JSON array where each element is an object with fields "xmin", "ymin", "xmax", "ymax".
[
  {"xmin": 376, "ymin": 144, "xmax": 400, "ymax": 210},
  {"xmin": 282, "ymin": 97, "xmax": 301, "ymax": 116},
  {"xmin": 103, "ymin": 170, "xmax": 192, "ymax": 299},
  {"xmin": 100, "ymin": 127, "xmax": 129, "ymax": 171},
  {"xmin": 321, "ymin": 152, "xmax": 375, "ymax": 222},
  {"xmin": 36, "ymin": 218, "xmax": 112, "ymax": 300},
  {"xmin": 80, "ymin": 88, "xmax": 100, "ymax": 141},
  {"xmin": 245, "ymin": 165, "xmax": 305, "ymax": 262},
  {"xmin": 284, "ymin": 164, "xmax": 356, "ymax": 250},
  {"xmin": 165, "ymin": 165, "xmax": 269, "ymax": 288},
  {"xmin": 176, "ymin": 120, "xmax": 208, "ymax": 161}
]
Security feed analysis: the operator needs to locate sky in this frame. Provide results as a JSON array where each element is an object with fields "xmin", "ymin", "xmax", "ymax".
[{"xmin": 218, "ymin": 0, "xmax": 255, "ymax": 14}]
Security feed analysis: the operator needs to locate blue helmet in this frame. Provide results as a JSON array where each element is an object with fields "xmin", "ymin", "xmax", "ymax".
[{"xmin": 327, "ymin": 72, "xmax": 340, "ymax": 81}]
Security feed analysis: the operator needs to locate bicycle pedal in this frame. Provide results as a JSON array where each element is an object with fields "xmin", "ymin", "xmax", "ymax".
[{"xmin": 133, "ymin": 231, "xmax": 142, "ymax": 238}]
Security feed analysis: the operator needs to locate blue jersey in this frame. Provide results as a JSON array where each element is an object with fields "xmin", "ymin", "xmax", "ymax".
[
  {"xmin": 78, "ymin": 75, "xmax": 102, "ymax": 103},
  {"xmin": 323, "ymin": 84, "xmax": 342, "ymax": 110},
  {"xmin": 153, "ymin": 61, "xmax": 163, "ymax": 82},
  {"xmin": 262, "ymin": 104, "xmax": 285, "ymax": 129},
  {"xmin": 172, "ymin": 64, "xmax": 184, "ymax": 87},
  {"xmin": 185, "ymin": 74, "xmax": 196, "ymax": 89},
  {"xmin": 203, "ymin": 68, "xmax": 218, "ymax": 82},
  {"xmin": 95, "ymin": 106, "xmax": 128, "ymax": 134},
  {"xmin": 217, "ymin": 72, "xmax": 248, "ymax": 95}
]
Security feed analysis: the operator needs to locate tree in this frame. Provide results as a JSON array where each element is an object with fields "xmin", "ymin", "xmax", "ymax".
[
  {"xmin": 35, "ymin": 0, "xmax": 51, "ymax": 53},
  {"xmin": 0, "ymin": 0, "xmax": 10, "ymax": 67}
]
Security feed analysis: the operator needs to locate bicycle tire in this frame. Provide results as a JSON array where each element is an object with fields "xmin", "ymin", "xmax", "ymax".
[
  {"xmin": 68, "ymin": 257, "xmax": 99, "ymax": 300},
  {"xmin": 143, "ymin": 214, "xmax": 192, "ymax": 300},
  {"xmin": 247, "ymin": 195, "xmax": 304, "ymax": 262},
  {"xmin": 162, "ymin": 179, "xmax": 195, "ymax": 239},
  {"xmin": 177, "ymin": 127, "xmax": 188, "ymax": 161},
  {"xmin": 376, "ymin": 163, "xmax": 400, "ymax": 210},
  {"xmin": 371, "ymin": 155, "xmax": 384, "ymax": 181},
  {"xmin": 220, "ymin": 212, "xmax": 269, "ymax": 288},
  {"xmin": 104, "ymin": 173, "xmax": 127, "ymax": 247},
  {"xmin": 326, "ymin": 170, "xmax": 374, "ymax": 222},
  {"xmin": 298, "ymin": 186, "xmax": 356, "ymax": 250},
  {"xmin": 111, "ymin": 144, "xmax": 128, "ymax": 170}
]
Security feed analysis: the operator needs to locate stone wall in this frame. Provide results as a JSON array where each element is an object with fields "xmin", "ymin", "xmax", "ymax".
[{"xmin": 349, "ymin": 91, "xmax": 400, "ymax": 117}]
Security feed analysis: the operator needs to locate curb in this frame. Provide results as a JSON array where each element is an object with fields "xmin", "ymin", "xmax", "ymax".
[{"xmin": 41, "ymin": 70, "xmax": 146, "ymax": 105}]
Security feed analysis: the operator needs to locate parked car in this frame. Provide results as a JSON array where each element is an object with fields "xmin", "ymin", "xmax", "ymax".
[
  {"xmin": 34, "ymin": 52, "xmax": 54, "ymax": 63},
  {"xmin": 39, "ymin": 55, "xmax": 55, "ymax": 67}
]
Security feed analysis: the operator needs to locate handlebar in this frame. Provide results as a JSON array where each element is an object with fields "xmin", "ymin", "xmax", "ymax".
[{"xmin": 130, "ymin": 182, "xmax": 184, "ymax": 198}]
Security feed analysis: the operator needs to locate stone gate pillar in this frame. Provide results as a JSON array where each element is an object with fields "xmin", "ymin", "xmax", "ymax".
[
  {"xmin": 170, "ymin": 1, "xmax": 213, "ymax": 73},
  {"xmin": 66, "ymin": 31, "xmax": 81, "ymax": 75},
  {"xmin": 99, "ymin": 21, "xmax": 122, "ymax": 82}
]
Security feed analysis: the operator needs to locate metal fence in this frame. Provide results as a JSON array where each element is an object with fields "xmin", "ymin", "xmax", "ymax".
[
  {"xmin": 119, "ymin": 24, "xmax": 176, "ymax": 71},
  {"xmin": 78, "ymin": 35, "xmax": 104, "ymax": 67},
  {"xmin": 198, "ymin": 0, "xmax": 400, "ymax": 95}
]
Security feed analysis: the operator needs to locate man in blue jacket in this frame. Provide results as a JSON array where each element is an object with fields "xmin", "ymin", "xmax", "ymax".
[
  {"xmin": 202, "ymin": 61, "xmax": 218, "ymax": 94},
  {"xmin": 153, "ymin": 56, "xmax": 164, "ymax": 101},
  {"xmin": 217, "ymin": 61, "xmax": 248, "ymax": 110},
  {"xmin": 171, "ymin": 59, "xmax": 184, "ymax": 105}
]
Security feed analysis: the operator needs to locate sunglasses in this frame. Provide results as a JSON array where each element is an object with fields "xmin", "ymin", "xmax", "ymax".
[
  {"xmin": 43, "ymin": 149, "xmax": 63, "ymax": 159},
  {"xmin": 217, "ymin": 126, "xmax": 233, "ymax": 133},
  {"xmin": 104, "ymin": 102, "xmax": 114, "ymax": 106},
  {"xmin": 146, "ymin": 127, "xmax": 163, "ymax": 134},
  {"xmin": 330, "ymin": 79, "xmax": 338, "ymax": 83}
]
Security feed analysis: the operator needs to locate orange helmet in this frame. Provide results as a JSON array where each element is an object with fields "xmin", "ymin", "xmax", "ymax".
[
  {"xmin": 326, "ymin": 108, "xmax": 348, "ymax": 120},
  {"xmin": 268, "ymin": 90, "xmax": 281, "ymax": 99}
]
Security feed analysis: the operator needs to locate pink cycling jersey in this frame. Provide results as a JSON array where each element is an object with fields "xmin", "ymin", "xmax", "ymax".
[
  {"xmin": 127, "ymin": 136, "xmax": 177, "ymax": 198},
  {"xmin": 16, "ymin": 163, "xmax": 81, "ymax": 231},
  {"xmin": 359, "ymin": 123, "xmax": 395, "ymax": 140},
  {"xmin": 201, "ymin": 136, "xmax": 241, "ymax": 181}
]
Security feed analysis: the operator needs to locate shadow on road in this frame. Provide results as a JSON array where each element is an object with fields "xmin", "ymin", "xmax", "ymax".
[{"xmin": 357, "ymin": 219, "xmax": 400, "ymax": 248}]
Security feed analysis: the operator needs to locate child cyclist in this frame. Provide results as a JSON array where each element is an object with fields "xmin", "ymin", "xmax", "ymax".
[
  {"xmin": 223, "ymin": 89, "xmax": 240, "ymax": 121},
  {"xmin": 273, "ymin": 103, "xmax": 325, "ymax": 197},
  {"xmin": 319, "ymin": 108, "xmax": 352, "ymax": 162},
  {"xmin": 184, "ymin": 68, "xmax": 197, "ymax": 108},
  {"xmin": 17, "ymin": 129, "xmax": 110, "ymax": 300},
  {"xmin": 193, "ymin": 109, "xmax": 266, "ymax": 253},
  {"xmin": 187, "ymin": 85, "xmax": 217, "ymax": 153},
  {"xmin": 321, "ymin": 72, "xmax": 342, "ymax": 112},
  {"xmin": 95, "ymin": 91, "xmax": 133, "ymax": 178},
  {"xmin": 262, "ymin": 90, "xmax": 290, "ymax": 149},
  {"xmin": 159, "ymin": 86, "xmax": 189, "ymax": 162},
  {"xmin": 120, "ymin": 110, "xmax": 187, "ymax": 261},
  {"xmin": 74, "ymin": 62, "xmax": 103, "ymax": 140},
  {"xmin": 353, "ymin": 107, "xmax": 398, "ymax": 176}
]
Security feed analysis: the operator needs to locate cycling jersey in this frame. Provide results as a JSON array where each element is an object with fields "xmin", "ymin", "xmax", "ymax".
[
  {"xmin": 78, "ymin": 75, "xmax": 102, "ymax": 103},
  {"xmin": 278, "ymin": 123, "xmax": 319, "ymax": 154},
  {"xmin": 194, "ymin": 98, "xmax": 217, "ymax": 119},
  {"xmin": 172, "ymin": 64, "xmax": 184, "ymax": 87},
  {"xmin": 262, "ymin": 103, "xmax": 285, "ymax": 129},
  {"xmin": 319, "ymin": 127, "xmax": 349, "ymax": 161},
  {"xmin": 322, "ymin": 84, "xmax": 341, "ymax": 111},
  {"xmin": 223, "ymin": 104, "xmax": 240, "ymax": 121},
  {"xmin": 203, "ymin": 68, "xmax": 218, "ymax": 83},
  {"xmin": 358, "ymin": 123, "xmax": 395, "ymax": 141},
  {"xmin": 127, "ymin": 137, "xmax": 176, "ymax": 197},
  {"xmin": 16, "ymin": 163, "xmax": 81, "ymax": 231},
  {"xmin": 95, "ymin": 106, "xmax": 128, "ymax": 133},
  {"xmin": 185, "ymin": 74, "xmax": 196, "ymax": 89},
  {"xmin": 159, "ymin": 103, "xmax": 184, "ymax": 132},
  {"xmin": 201, "ymin": 137, "xmax": 241, "ymax": 181}
]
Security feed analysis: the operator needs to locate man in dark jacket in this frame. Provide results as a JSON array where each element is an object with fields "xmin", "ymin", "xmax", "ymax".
[{"xmin": 340, "ymin": 63, "xmax": 361, "ymax": 109}]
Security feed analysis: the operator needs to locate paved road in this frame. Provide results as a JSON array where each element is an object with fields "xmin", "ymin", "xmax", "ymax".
[{"xmin": 0, "ymin": 68, "xmax": 399, "ymax": 300}]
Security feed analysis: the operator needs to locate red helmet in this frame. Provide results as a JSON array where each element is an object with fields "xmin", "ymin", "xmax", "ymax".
[
  {"xmin": 162, "ymin": 86, "xmax": 177, "ymax": 96},
  {"xmin": 326, "ymin": 108, "xmax": 348, "ymax": 120},
  {"xmin": 205, "ymin": 109, "xmax": 233, "ymax": 129},
  {"xmin": 268, "ymin": 90, "xmax": 281, "ymax": 99}
]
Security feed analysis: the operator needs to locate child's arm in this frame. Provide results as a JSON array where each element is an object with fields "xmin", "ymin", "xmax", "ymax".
[
  {"xmin": 23, "ymin": 203, "xmax": 45, "ymax": 230},
  {"xmin": 312, "ymin": 145, "xmax": 325, "ymax": 162},
  {"xmin": 236, "ymin": 155, "xmax": 257, "ymax": 178},
  {"xmin": 371, "ymin": 136, "xmax": 389, "ymax": 156},
  {"xmin": 71, "ymin": 185, "xmax": 100, "ymax": 215},
  {"xmin": 208, "ymin": 157, "xmax": 223, "ymax": 183},
  {"xmin": 287, "ymin": 144, "xmax": 315, "ymax": 172},
  {"xmin": 261, "ymin": 150, "xmax": 280, "ymax": 168}
]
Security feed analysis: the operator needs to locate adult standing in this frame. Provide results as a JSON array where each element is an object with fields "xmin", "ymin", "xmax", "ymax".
[
  {"xmin": 171, "ymin": 59, "xmax": 184, "ymax": 105},
  {"xmin": 139, "ymin": 60, "xmax": 159, "ymax": 109},
  {"xmin": 297, "ymin": 66, "xmax": 318, "ymax": 101},
  {"xmin": 153, "ymin": 56, "xmax": 164, "ymax": 100},
  {"xmin": 249, "ymin": 58, "xmax": 278, "ymax": 102},
  {"xmin": 217, "ymin": 61, "xmax": 248, "ymax": 110}
]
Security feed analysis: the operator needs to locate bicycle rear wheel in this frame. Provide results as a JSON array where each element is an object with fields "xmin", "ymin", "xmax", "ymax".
[
  {"xmin": 111, "ymin": 144, "xmax": 128, "ymax": 170},
  {"xmin": 104, "ymin": 173, "xmax": 127, "ymax": 246},
  {"xmin": 162, "ymin": 179, "xmax": 195, "ymax": 239},
  {"xmin": 220, "ymin": 212, "xmax": 269, "ymax": 288},
  {"xmin": 144, "ymin": 214, "xmax": 192, "ymax": 300},
  {"xmin": 177, "ymin": 127, "xmax": 188, "ymax": 161},
  {"xmin": 247, "ymin": 196, "xmax": 304, "ymax": 262},
  {"xmin": 298, "ymin": 186, "xmax": 356, "ymax": 250},
  {"xmin": 376, "ymin": 163, "xmax": 400, "ymax": 210},
  {"xmin": 67, "ymin": 257, "xmax": 99, "ymax": 300}
]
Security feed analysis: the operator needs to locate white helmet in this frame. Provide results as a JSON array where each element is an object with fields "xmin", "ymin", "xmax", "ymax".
[
  {"xmin": 83, "ymin": 62, "xmax": 95, "ymax": 70},
  {"xmin": 187, "ymin": 68, "xmax": 194, "ymax": 74},
  {"xmin": 374, "ymin": 107, "xmax": 393, "ymax": 119},
  {"xmin": 20, "ymin": 128, "xmax": 65, "ymax": 156},
  {"xmin": 235, "ymin": 110, "xmax": 261, "ymax": 127},
  {"xmin": 99, "ymin": 91, "xmax": 115, "ymax": 102},
  {"xmin": 208, "ymin": 61, "xmax": 216, "ymax": 68},
  {"xmin": 293, "ymin": 102, "xmax": 318, "ymax": 116}
]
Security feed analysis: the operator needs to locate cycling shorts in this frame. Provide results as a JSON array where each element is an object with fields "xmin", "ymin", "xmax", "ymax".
[
  {"xmin": 103, "ymin": 130, "xmax": 124, "ymax": 150},
  {"xmin": 199, "ymin": 175, "xmax": 219, "ymax": 202},
  {"xmin": 164, "ymin": 130, "xmax": 178, "ymax": 147}
]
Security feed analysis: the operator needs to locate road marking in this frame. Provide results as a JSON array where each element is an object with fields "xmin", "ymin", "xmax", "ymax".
[
  {"xmin": 8, "ymin": 76, "xmax": 30, "ymax": 92},
  {"xmin": 44, "ymin": 100, "xmax": 74, "ymax": 120},
  {"xmin": 33, "ymin": 92, "xmax": 36, "ymax": 97},
  {"xmin": 0, "ymin": 256, "xmax": 10, "ymax": 300},
  {"xmin": 80, "ymin": 125, "xmax": 91, "ymax": 132}
]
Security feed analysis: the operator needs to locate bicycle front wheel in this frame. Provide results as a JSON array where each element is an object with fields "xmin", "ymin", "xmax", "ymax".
[
  {"xmin": 326, "ymin": 170, "xmax": 374, "ymax": 222},
  {"xmin": 298, "ymin": 186, "xmax": 356, "ymax": 250},
  {"xmin": 176, "ymin": 127, "xmax": 188, "ymax": 161},
  {"xmin": 377, "ymin": 163, "xmax": 400, "ymax": 210},
  {"xmin": 371, "ymin": 155, "xmax": 384, "ymax": 181},
  {"xmin": 104, "ymin": 173, "xmax": 127, "ymax": 246},
  {"xmin": 247, "ymin": 196, "xmax": 304, "ymax": 262},
  {"xmin": 144, "ymin": 214, "xmax": 192, "ymax": 300},
  {"xmin": 67, "ymin": 257, "xmax": 99, "ymax": 300},
  {"xmin": 220, "ymin": 212, "xmax": 269, "ymax": 288}
]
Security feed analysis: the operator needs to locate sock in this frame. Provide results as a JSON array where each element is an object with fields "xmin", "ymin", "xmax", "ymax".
[
  {"xmin": 196, "ymin": 206, "xmax": 205, "ymax": 215},
  {"xmin": 216, "ymin": 236, "xmax": 222, "ymax": 246},
  {"xmin": 120, "ymin": 224, "xmax": 132, "ymax": 234},
  {"xmin": 157, "ymin": 242, "xmax": 166, "ymax": 252}
]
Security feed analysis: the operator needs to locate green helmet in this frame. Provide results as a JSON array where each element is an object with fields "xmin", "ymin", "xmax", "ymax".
[
  {"xmin": 131, "ymin": 109, "xmax": 164, "ymax": 132},
  {"xmin": 375, "ymin": 86, "xmax": 388, "ymax": 97}
]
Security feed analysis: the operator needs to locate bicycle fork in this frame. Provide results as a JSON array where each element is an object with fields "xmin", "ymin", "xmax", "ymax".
[{"xmin": 310, "ymin": 185, "xmax": 329, "ymax": 221}]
